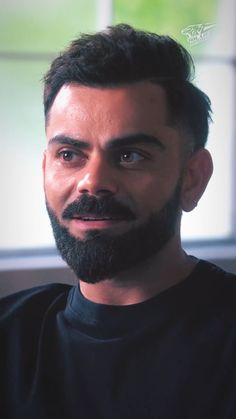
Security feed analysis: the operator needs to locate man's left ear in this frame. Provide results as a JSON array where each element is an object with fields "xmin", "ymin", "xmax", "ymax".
[
  {"xmin": 42, "ymin": 150, "xmax": 46, "ymax": 173},
  {"xmin": 181, "ymin": 148, "xmax": 213, "ymax": 212}
]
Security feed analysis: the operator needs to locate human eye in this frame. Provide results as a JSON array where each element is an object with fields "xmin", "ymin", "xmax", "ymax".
[
  {"xmin": 56, "ymin": 149, "xmax": 86, "ymax": 165},
  {"xmin": 117, "ymin": 149, "xmax": 149, "ymax": 166},
  {"xmin": 58, "ymin": 150, "xmax": 76, "ymax": 161}
]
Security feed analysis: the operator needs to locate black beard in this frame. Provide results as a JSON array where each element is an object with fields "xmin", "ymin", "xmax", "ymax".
[{"xmin": 46, "ymin": 183, "xmax": 182, "ymax": 284}]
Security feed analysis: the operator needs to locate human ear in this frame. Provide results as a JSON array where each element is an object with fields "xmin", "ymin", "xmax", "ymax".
[
  {"xmin": 42, "ymin": 150, "xmax": 47, "ymax": 174},
  {"xmin": 42, "ymin": 150, "xmax": 47, "ymax": 192},
  {"xmin": 180, "ymin": 148, "xmax": 213, "ymax": 212}
]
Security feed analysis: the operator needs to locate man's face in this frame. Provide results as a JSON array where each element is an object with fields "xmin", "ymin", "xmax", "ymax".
[{"xmin": 43, "ymin": 82, "xmax": 186, "ymax": 282}]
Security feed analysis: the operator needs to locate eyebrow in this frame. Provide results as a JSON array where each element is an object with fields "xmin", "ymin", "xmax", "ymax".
[
  {"xmin": 107, "ymin": 133, "xmax": 165, "ymax": 150},
  {"xmin": 47, "ymin": 133, "xmax": 166, "ymax": 151},
  {"xmin": 48, "ymin": 135, "xmax": 90, "ymax": 150}
]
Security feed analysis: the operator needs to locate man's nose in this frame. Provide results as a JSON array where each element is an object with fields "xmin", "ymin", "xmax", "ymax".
[{"xmin": 76, "ymin": 155, "xmax": 119, "ymax": 196}]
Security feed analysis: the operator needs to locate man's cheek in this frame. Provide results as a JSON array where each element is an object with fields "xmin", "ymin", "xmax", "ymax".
[{"xmin": 45, "ymin": 173, "xmax": 78, "ymax": 210}]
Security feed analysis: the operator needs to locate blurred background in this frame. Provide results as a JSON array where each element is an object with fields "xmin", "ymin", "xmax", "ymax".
[{"xmin": 0, "ymin": 0, "xmax": 235, "ymax": 295}]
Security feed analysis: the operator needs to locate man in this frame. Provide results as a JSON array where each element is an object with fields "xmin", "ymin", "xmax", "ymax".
[{"xmin": 1, "ymin": 24, "xmax": 236, "ymax": 419}]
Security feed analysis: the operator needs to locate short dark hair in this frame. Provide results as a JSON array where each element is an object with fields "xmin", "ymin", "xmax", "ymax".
[{"xmin": 44, "ymin": 23, "xmax": 212, "ymax": 151}]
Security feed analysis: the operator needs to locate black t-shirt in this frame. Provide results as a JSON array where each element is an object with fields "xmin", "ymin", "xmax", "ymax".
[{"xmin": 1, "ymin": 260, "xmax": 236, "ymax": 419}]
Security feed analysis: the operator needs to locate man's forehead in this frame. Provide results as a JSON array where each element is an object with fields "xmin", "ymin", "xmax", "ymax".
[
  {"xmin": 44, "ymin": 82, "xmax": 184, "ymax": 153},
  {"xmin": 50, "ymin": 81, "xmax": 168, "ymax": 111},
  {"xmin": 47, "ymin": 81, "xmax": 170, "ymax": 133}
]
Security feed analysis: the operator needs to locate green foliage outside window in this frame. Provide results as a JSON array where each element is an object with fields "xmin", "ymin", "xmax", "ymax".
[
  {"xmin": 0, "ymin": 0, "xmax": 96, "ymax": 53},
  {"xmin": 113, "ymin": 0, "xmax": 219, "ymax": 53}
]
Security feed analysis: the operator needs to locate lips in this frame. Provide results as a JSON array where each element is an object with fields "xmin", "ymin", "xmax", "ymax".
[
  {"xmin": 69, "ymin": 214, "xmax": 128, "ymax": 232},
  {"xmin": 62, "ymin": 195, "xmax": 136, "ymax": 224},
  {"xmin": 72, "ymin": 215, "xmax": 124, "ymax": 221}
]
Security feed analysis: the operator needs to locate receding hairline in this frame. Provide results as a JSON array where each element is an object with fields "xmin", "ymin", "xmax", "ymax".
[
  {"xmin": 45, "ymin": 79, "xmax": 195, "ymax": 156},
  {"xmin": 44, "ymin": 77, "xmax": 190, "ymax": 126}
]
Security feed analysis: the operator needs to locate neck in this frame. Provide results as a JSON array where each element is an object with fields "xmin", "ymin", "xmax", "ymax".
[{"xmin": 79, "ymin": 237, "xmax": 198, "ymax": 306}]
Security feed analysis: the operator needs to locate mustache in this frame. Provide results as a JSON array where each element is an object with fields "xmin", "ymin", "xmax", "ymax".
[{"xmin": 62, "ymin": 194, "xmax": 136, "ymax": 220}]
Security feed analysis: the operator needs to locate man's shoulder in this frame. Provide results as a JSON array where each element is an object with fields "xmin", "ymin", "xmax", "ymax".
[
  {"xmin": 195, "ymin": 259, "xmax": 236, "ymax": 314},
  {"xmin": 199, "ymin": 259, "xmax": 236, "ymax": 284},
  {"xmin": 0, "ymin": 282, "xmax": 73, "ymax": 324},
  {"xmin": 200, "ymin": 259, "xmax": 236, "ymax": 278}
]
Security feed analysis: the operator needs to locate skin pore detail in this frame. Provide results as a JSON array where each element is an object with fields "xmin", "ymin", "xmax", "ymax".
[{"xmin": 77, "ymin": 173, "xmax": 91, "ymax": 190}]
